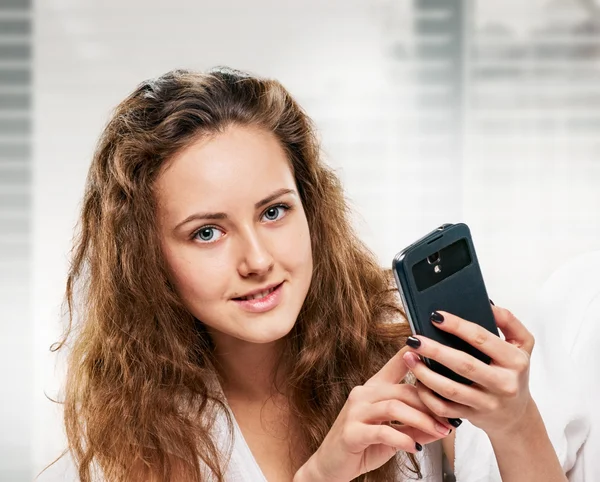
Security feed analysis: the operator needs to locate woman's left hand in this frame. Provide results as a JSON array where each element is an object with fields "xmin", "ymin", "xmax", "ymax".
[{"xmin": 403, "ymin": 305, "xmax": 535, "ymax": 437}]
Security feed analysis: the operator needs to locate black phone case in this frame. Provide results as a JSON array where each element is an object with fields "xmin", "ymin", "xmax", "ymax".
[{"xmin": 392, "ymin": 223, "xmax": 499, "ymax": 385}]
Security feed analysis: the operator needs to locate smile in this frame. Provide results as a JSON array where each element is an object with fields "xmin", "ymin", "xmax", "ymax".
[
  {"xmin": 237, "ymin": 284, "xmax": 279, "ymax": 301},
  {"xmin": 232, "ymin": 282, "xmax": 284, "ymax": 313}
]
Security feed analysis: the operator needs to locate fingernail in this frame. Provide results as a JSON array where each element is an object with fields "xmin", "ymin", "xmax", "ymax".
[
  {"xmin": 431, "ymin": 311, "xmax": 444, "ymax": 323},
  {"xmin": 406, "ymin": 336, "xmax": 421, "ymax": 349},
  {"xmin": 448, "ymin": 418, "xmax": 462, "ymax": 428},
  {"xmin": 415, "ymin": 443, "xmax": 423, "ymax": 452},
  {"xmin": 489, "ymin": 299, "xmax": 495, "ymax": 306},
  {"xmin": 435, "ymin": 422, "xmax": 452, "ymax": 435},
  {"xmin": 403, "ymin": 352, "xmax": 418, "ymax": 369}
]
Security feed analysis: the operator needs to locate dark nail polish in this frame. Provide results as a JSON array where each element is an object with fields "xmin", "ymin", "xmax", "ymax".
[
  {"xmin": 431, "ymin": 311, "xmax": 444, "ymax": 323},
  {"xmin": 406, "ymin": 336, "xmax": 421, "ymax": 349},
  {"xmin": 489, "ymin": 299, "xmax": 495, "ymax": 306},
  {"xmin": 448, "ymin": 418, "xmax": 462, "ymax": 428},
  {"xmin": 415, "ymin": 443, "xmax": 423, "ymax": 452}
]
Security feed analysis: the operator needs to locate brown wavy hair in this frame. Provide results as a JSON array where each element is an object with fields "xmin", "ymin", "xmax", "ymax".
[{"xmin": 49, "ymin": 67, "xmax": 417, "ymax": 481}]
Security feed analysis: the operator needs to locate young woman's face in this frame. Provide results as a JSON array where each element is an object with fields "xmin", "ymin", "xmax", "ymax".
[{"xmin": 155, "ymin": 124, "xmax": 313, "ymax": 346}]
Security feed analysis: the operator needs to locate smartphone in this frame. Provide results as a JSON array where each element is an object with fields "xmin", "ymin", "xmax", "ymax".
[{"xmin": 392, "ymin": 222, "xmax": 499, "ymax": 385}]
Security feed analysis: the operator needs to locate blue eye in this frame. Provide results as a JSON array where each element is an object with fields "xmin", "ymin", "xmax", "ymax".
[
  {"xmin": 193, "ymin": 226, "xmax": 224, "ymax": 243},
  {"xmin": 191, "ymin": 204, "xmax": 290, "ymax": 244},
  {"xmin": 262, "ymin": 204, "xmax": 290, "ymax": 222}
]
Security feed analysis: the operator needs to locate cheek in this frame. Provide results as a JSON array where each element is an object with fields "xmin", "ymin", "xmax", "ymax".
[
  {"xmin": 164, "ymin": 248, "xmax": 230, "ymax": 309},
  {"xmin": 278, "ymin": 214, "xmax": 313, "ymax": 275}
]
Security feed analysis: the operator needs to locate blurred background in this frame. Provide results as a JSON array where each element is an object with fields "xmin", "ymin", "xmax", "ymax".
[{"xmin": 0, "ymin": 0, "xmax": 599, "ymax": 480}]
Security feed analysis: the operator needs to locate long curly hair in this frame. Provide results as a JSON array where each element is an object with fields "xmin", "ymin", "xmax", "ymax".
[{"xmin": 50, "ymin": 67, "xmax": 417, "ymax": 481}]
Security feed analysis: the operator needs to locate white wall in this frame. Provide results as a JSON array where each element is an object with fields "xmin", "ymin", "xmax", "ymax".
[{"xmin": 29, "ymin": 1, "xmax": 600, "ymax": 480}]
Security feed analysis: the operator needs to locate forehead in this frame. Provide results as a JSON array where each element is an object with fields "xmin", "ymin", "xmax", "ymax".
[{"xmin": 154, "ymin": 125, "xmax": 296, "ymax": 221}]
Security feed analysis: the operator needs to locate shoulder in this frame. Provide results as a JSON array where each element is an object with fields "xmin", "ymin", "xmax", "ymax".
[
  {"xmin": 539, "ymin": 249, "xmax": 600, "ymax": 295},
  {"xmin": 530, "ymin": 249, "xmax": 600, "ymax": 357},
  {"xmin": 524, "ymin": 251, "xmax": 598, "ymax": 479},
  {"xmin": 530, "ymin": 250, "xmax": 600, "ymax": 480},
  {"xmin": 454, "ymin": 252, "xmax": 600, "ymax": 480}
]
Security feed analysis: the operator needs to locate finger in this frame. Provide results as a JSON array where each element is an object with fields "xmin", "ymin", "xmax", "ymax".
[
  {"xmin": 416, "ymin": 382, "xmax": 470, "ymax": 420},
  {"xmin": 351, "ymin": 382, "xmax": 456, "ymax": 428},
  {"xmin": 386, "ymin": 384, "xmax": 457, "ymax": 429},
  {"xmin": 403, "ymin": 352, "xmax": 487, "ymax": 409},
  {"xmin": 347, "ymin": 423, "xmax": 422, "ymax": 454},
  {"xmin": 350, "ymin": 382, "xmax": 417, "ymax": 404},
  {"xmin": 389, "ymin": 424, "xmax": 448, "ymax": 446},
  {"xmin": 365, "ymin": 346, "xmax": 412, "ymax": 387},
  {"xmin": 405, "ymin": 335, "xmax": 500, "ymax": 390},
  {"xmin": 431, "ymin": 311, "xmax": 524, "ymax": 368},
  {"xmin": 363, "ymin": 399, "xmax": 453, "ymax": 437},
  {"xmin": 492, "ymin": 305, "xmax": 535, "ymax": 355}
]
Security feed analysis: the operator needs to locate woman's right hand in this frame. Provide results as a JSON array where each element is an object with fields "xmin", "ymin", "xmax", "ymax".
[{"xmin": 293, "ymin": 346, "xmax": 454, "ymax": 482}]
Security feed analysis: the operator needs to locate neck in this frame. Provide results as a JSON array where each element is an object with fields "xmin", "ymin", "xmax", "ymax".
[{"xmin": 209, "ymin": 331, "xmax": 288, "ymax": 403}]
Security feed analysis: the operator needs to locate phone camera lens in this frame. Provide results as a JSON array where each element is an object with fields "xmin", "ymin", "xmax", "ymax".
[{"xmin": 427, "ymin": 252, "xmax": 441, "ymax": 264}]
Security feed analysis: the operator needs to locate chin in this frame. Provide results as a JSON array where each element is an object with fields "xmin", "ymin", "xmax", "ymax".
[
  {"xmin": 200, "ymin": 296, "xmax": 304, "ymax": 347},
  {"xmin": 242, "ymin": 320, "xmax": 296, "ymax": 345}
]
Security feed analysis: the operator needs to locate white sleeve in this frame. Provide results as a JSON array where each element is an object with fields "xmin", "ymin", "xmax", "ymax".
[
  {"xmin": 453, "ymin": 251, "xmax": 598, "ymax": 481},
  {"xmin": 528, "ymin": 250, "xmax": 599, "ymax": 481}
]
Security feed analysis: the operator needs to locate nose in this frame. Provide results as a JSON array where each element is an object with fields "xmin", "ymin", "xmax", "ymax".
[{"xmin": 237, "ymin": 228, "xmax": 274, "ymax": 278}]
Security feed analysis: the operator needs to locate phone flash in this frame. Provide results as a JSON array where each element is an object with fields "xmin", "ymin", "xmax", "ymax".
[{"xmin": 434, "ymin": 265, "xmax": 442, "ymax": 274}]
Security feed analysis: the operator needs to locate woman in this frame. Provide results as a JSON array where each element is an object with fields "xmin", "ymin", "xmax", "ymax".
[{"xmin": 52, "ymin": 67, "xmax": 581, "ymax": 481}]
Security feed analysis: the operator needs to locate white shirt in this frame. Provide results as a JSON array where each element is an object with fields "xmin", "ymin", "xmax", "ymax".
[
  {"xmin": 211, "ymin": 403, "xmax": 444, "ymax": 481},
  {"xmin": 453, "ymin": 251, "xmax": 598, "ymax": 481},
  {"xmin": 42, "ymin": 253, "xmax": 597, "ymax": 481},
  {"xmin": 214, "ymin": 252, "xmax": 598, "ymax": 481}
]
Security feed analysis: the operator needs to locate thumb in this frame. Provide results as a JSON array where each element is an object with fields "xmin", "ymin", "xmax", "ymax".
[
  {"xmin": 492, "ymin": 305, "xmax": 535, "ymax": 355},
  {"xmin": 365, "ymin": 346, "xmax": 412, "ymax": 387}
]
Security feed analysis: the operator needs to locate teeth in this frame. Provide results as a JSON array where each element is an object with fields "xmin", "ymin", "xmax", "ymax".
[{"xmin": 240, "ymin": 286, "xmax": 276, "ymax": 301}]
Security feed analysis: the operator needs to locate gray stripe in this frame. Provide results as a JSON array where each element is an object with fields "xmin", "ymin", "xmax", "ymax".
[
  {"xmin": 0, "ymin": 142, "xmax": 30, "ymax": 159},
  {"xmin": 418, "ymin": 0, "xmax": 451, "ymax": 8},
  {"xmin": 0, "ymin": 8, "xmax": 31, "ymax": 482},
  {"xmin": 0, "ymin": 118, "xmax": 30, "ymax": 135},
  {"xmin": 0, "ymin": 217, "xmax": 28, "ymax": 235},
  {"xmin": 0, "ymin": 92, "xmax": 29, "ymax": 109},
  {"xmin": 0, "ymin": 68, "xmax": 30, "ymax": 86},
  {"xmin": 0, "ymin": 45, "xmax": 31, "ymax": 61},
  {"xmin": 416, "ymin": 19, "xmax": 456, "ymax": 35},
  {"xmin": 0, "ymin": 241, "xmax": 29, "ymax": 258},
  {"xmin": 0, "ymin": 167, "xmax": 30, "ymax": 184},
  {"xmin": 0, "ymin": 192, "xmax": 29, "ymax": 208},
  {"xmin": 417, "ymin": 43, "xmax": 459, "ymax": 58},
  {"xmin": 0, "ymin": 20, "xmax": 31, "ymax": 35},
  {"xmin": 0, "ymin": 0, "xmax": 32, "ymax": 9}
]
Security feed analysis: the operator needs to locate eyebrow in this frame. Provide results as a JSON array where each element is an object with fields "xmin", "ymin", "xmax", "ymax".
[{"xmin": 174, "ymin": 188, "xmax": 297, "ymax": 231}]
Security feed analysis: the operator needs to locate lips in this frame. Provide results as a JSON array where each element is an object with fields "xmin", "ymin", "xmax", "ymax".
[
  {"xmin": 236, "ymin": 286, "xmax": 278, "ymax": 301},
  {"xmin": 231, "ymin": 282, "xmax": 285, "ymax": 314},
  {"xmin": 233, "ymin": 282, "xmax": 283, "ymax": 301}
]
